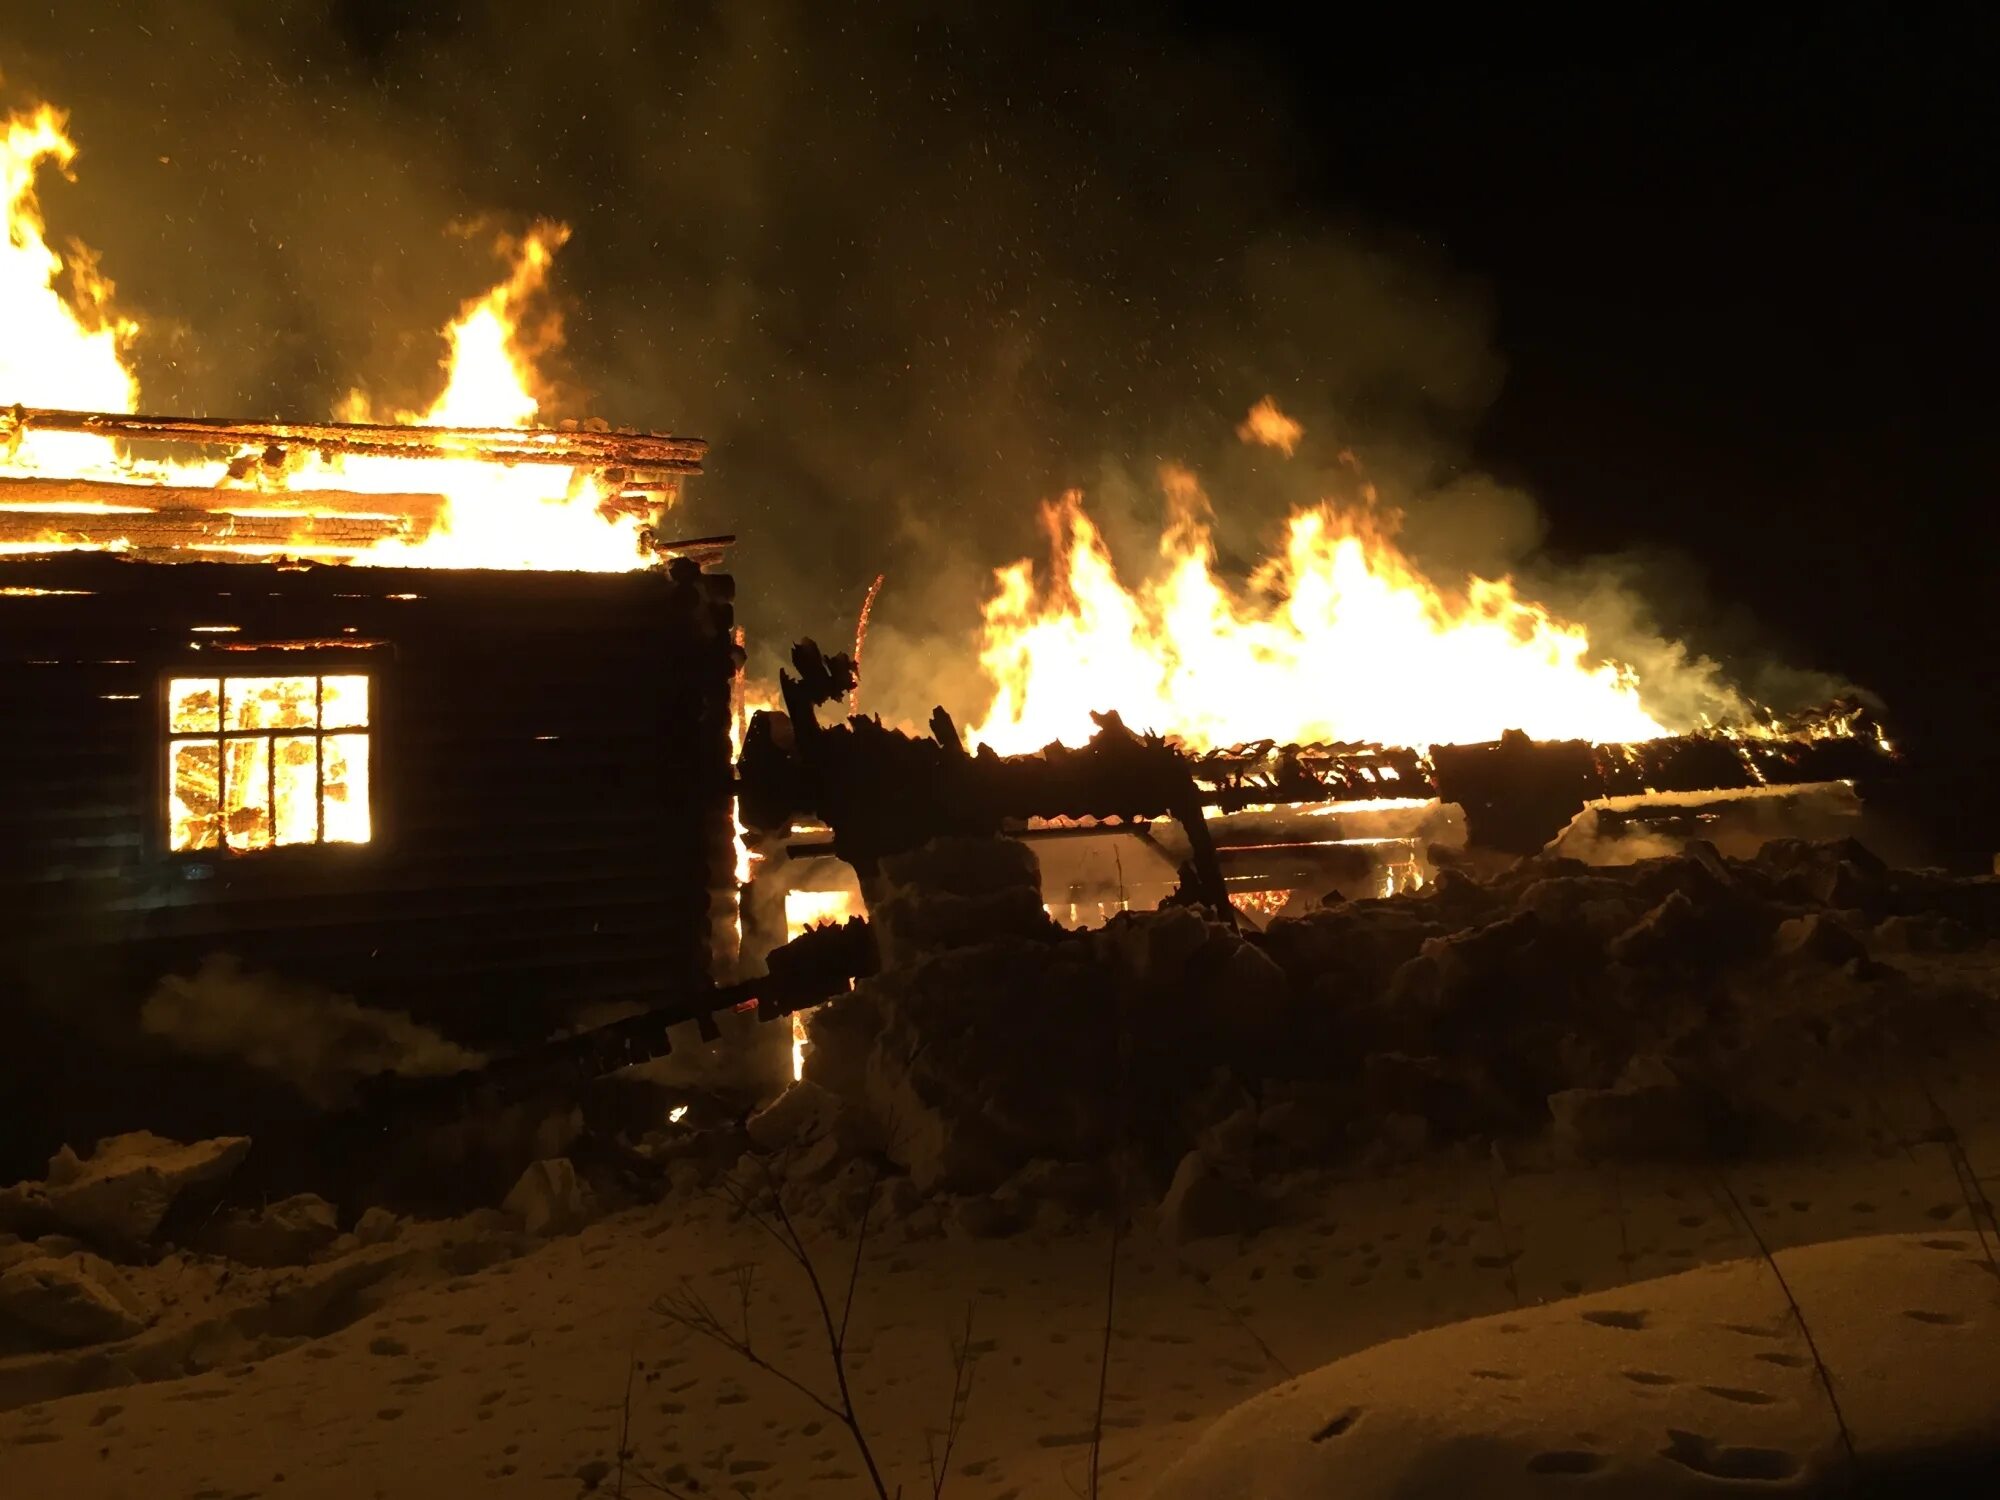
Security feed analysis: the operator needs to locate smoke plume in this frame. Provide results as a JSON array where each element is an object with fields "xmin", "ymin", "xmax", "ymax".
[
  {"xmin": 0, "ymin": 1, "xmax": 1835, "ymax": 729},
  {"xmin": 142, "ymin": 955, "xmax": 486, "ymax": 1106}
]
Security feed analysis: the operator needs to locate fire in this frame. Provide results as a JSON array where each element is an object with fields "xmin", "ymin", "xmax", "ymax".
[
  {"xmin": 972, "ymin": 456, "xmax": 1672, "ymax": 754},
  {"xmin": 329, "ymin": 221, "xmax": 651, "ymax": 572},
  {"xmin": 1, "ymin": 95, "xmax": 661, "ymax": 571},
  {"xmin": 784, "ymin": 889, "xmax": 863, "ymax": 938},
  {"xmin": 1236, "ymin": 396, "xmax": 1303, "ymax": 456},
  {"xmin": 0, "ymin": 104, "xmax": 138, "ymax": 479},
  {"xmin": 409, "ymin": 224, "xmax": 563, "ymax": 429},
  {"xmin": 790, "ymin": 1011, "xmax": 810, "ymax": 1083},
  {"xmin": 165, "ymin": 673, "xmax": 372, "ymax": 852}
]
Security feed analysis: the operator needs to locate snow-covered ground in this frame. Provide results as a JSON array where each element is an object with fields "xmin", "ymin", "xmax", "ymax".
[
  {"xmin": 1157, "ymin": 1230, "xmax": 2000, "ymax": 1498},
  {"xmin": 7, "ymin": 838, "xmax": 1995, "ymax": 1495},
  {"xmin": 4, "ymin": 1122, "xmax": 1996, "ymax": 1497}
]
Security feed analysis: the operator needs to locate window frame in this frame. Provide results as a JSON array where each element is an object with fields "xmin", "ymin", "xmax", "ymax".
[{"xmin": 154, "ymin": 648, "xmax": 387, "ymax": 862}]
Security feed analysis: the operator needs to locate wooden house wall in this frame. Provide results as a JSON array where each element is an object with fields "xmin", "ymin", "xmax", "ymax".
[{"xmin": 0, "ymin": 552, "xmax": 736, "ymax": 1057}]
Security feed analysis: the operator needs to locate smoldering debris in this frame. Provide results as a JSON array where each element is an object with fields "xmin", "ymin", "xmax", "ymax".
[
  {"xmin": 1545, "ymin": 781, "xmax": 1874, "ymax": 866},
  {"xmin": 726, "ymin": 833, "xmax": 1999, "ymax": 1238},
  {"xmin": 140, "ymin": 955, "xmax": 486, "ymax": 1107}
]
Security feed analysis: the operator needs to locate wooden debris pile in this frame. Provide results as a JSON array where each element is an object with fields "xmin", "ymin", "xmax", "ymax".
[{"xmin": 739, "ymin": 638, "xmax": 1898, "ymax": 859}]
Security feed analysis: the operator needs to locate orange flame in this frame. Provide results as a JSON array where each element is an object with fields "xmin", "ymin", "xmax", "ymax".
[
  {"xmin": 1, "ymin": 96, "xmax": 657, "ymax": 571},
  {"xmin": 971, "ymin": 462, "xmax": 1673, "ymax": 754},
  {"xmin": 1236, "ymin": 396, "xmax": 1302, "ymax": 456},
  {"xmin": 0, "ymin": 103, "xmax": 139, "ymax": 478}
]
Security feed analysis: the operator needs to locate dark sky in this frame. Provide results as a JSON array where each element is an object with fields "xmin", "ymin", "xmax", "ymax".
[{"xmin": 7, "ymin": 3, "xmax": 1994, "ymax": 841}]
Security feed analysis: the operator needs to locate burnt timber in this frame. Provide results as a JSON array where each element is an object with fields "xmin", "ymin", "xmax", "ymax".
[
  {"xmin": 739, "ymin": 642, "xmax": 1898, "ymax": 870},
  {"xmin": 2, "ymin": 405, "xmax": 706, "ymax": 473},
  {"xmin": 0, "ymin": 406, "xmax": 699, "ymax": 551}
]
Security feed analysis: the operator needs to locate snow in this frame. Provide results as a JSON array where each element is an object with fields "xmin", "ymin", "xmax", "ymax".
[
  {"xmin": 3, "ymin": 1123, "xmax": 1997, "ymax": 1496},
  {"xmin": 0, "ymin": 841, "xmax": 1992, "ymax": 1493},
  {"xmin": 36, "ymin": 1131, "xmax": 250, "ymax": 1247},
  {"xmin": 1155, "ymin": 1232, "xmax": 2000, "ymax": 1498}
]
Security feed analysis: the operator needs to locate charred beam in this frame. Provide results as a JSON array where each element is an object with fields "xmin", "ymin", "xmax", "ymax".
[
  {"xmin": 4, "ymin": 405, "xmax": 706, "ymax": 473},
  {"xmin": 747, "ymin": 658, "xmax": 1239, "ymax": 915},
  {"xmin": 740, "ymin": 690, "xmax": 1899, "ymax": 862},
  {"xmin": 344, "ymin": 919, "xmax": 876, "ymax": 1124}
]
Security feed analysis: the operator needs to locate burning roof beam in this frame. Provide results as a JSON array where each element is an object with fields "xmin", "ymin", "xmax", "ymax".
[
  {"xmin": 2, "ymin": 405, "xmax": 706, "ymax": 474},
  {"xmin": 1, "ymin": 476, "xmax": 448, "ymax": 523},
  {"xmin": 738, "ymin": 649, "xmax": 1900, "ymax": 865},
  {"xmin": 0, "ymin": 506, "xmax": 425, "ymax": 555},
  {"xmin": 0, "ymin": 406, "xmax": 708, "ymax": 569}
]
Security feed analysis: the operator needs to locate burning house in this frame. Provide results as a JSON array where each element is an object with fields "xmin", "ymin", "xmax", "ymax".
[
  {"xmin": 0, "ymin": 108, "xmax": 756, "ymax": 1161},
  {"xmin": 0, "ymin": 89, "xmax": 1902, "ymax": 1160},
  {"xmin": 0, "ymin": 409, "xmax": 744, "ymax": 1148}
]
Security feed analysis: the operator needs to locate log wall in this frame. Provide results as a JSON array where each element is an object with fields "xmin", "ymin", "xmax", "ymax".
[{"xmin": 0, "ymin": 552, "xmax": 737, "ymax": 1061}]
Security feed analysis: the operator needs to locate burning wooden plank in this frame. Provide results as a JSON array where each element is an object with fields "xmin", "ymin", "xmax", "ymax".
[
  {"xmin": 0, "ymin": 406, "xmax": 709, "ymax": 568},
  {"xmin": 3, "ymin": 404, "xmax": 706, "ymax": 473},
  {"xmin": 738, "ymin": 646, "xmax": 1902, "ymax": 929},
  {"xmin": 0, "ymin": 506, "xmax": 421, "ymax": 554},
  {"xmin": 1, "ymin": 475, "xmax": 448, "ymax": 522}
]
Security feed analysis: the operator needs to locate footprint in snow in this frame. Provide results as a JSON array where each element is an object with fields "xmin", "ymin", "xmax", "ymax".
[
  {"xmin": 1581, "ymin": 1309, "xmax": 1648, "ymax": 1330},
  {"xmin": 1660, "ymin": 1428, "xmax": 1798, "ymax": 1481},
  {"xmin": 1699, "ymin": 1385, "xmax": 1777, "ymax": 1406}
]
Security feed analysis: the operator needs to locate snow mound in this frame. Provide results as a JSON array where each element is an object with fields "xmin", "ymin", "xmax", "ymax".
[
  {"xmin": 40, "ymin": 1131, "xmax": 250, "ymax": 1248},
  {"xmin": 786, "ymin": 834, "xmax": 1998, "ymax": 1213},
  {"xmin": 1153, "ymin": 1231, "xmax": 2000, "ymax": 1498}
]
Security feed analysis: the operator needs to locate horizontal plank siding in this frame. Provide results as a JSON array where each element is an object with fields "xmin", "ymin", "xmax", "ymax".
[{"xmin": 1, "ymin": 551, "xmax": 737, "ymax": 1059}]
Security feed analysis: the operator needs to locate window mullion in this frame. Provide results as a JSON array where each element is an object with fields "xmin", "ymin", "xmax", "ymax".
[{"xmin": 315, "ymin": 676, "xmax": 326, "ymax": 844}]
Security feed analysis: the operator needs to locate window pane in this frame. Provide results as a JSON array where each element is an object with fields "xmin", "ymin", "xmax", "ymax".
[
  {"xmin": 168, "ymin": 678, "xmax": 221, "ymax": 734},
  {"xmin": 222, "ymin": 736, "xmax": 273, "ymax": 850},
  {"xmin": 168, "ymin": 740, "xmax": 222, "ymax": 851},
  {"xmin": 320, "ymin": 674, "xmax": 370, "ymax": 730},
  {"xmin": 321, "ymin": 733, "xmax": 372, "ymax": 844},
  {"xmin": 223, "ymin": 676, "xmax": 315, "ymax": 731},
  {"xmin": 273, "ymin": 735, "xmax": 320, "ymax": 846}
]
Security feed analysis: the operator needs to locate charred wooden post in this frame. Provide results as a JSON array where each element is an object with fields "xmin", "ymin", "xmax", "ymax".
[
  {"xmin": 745, "ymin": 650, "xmax": 1238, "ymax": 915},
  {"xmin": 1428, "ymin": 732, "xmax": 1603, "ymax": 856}
]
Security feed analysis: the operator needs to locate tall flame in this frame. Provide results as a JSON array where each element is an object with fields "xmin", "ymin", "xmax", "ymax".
[
  {"xmin": 1, "ymin": 103, "xmax": 138, "ymax": 476},
  {"xmin": 329, "ymin": 220, "xmax": 649, "ymax": 571},
  {"xmin": 972, "ymin": 438, "xmax": 1672, "ymax": 753},
  {"xmin": 1, "ymin": 94, "xmax": 653, "ymax": 571},
  {"xmin": 414, "ymin": 224, "xmax": 564, "ymax": 429}
]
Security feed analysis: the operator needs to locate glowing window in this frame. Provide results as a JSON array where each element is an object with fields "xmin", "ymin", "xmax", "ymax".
[{"xmin": 166, "ymin": 674, "xmax": 372, "ymax": 852}]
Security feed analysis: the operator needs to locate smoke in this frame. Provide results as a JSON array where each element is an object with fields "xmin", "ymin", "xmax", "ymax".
[
  {"xmin": 0, "ymin": 1, "xmax": 1833, "ymax": 730},
  {"xmin": 141, "ymin": 954, "xmax": 486, "ymax": 1106}
]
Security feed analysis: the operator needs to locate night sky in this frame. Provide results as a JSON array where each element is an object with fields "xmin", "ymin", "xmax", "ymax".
[{"xmin": 8, "ymin": 3, "xmax": 1995, "ymax": 850}]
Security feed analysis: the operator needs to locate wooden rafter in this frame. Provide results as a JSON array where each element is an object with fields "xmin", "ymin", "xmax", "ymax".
[{"xmin": 2, "ymin": 405, "xmax": 706, "ymax": 472}]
